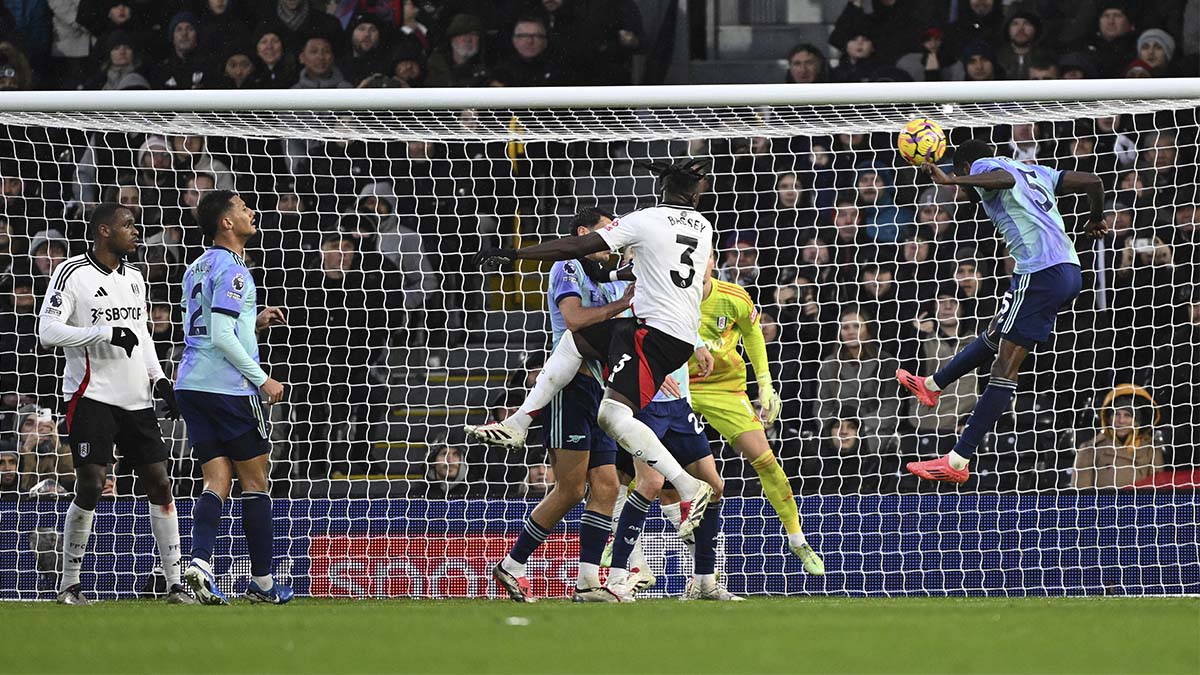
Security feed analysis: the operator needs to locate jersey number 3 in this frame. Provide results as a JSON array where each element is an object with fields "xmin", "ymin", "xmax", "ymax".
[{"xmin": 671, "ymin": 235, "xmax": 700, "ymax": 289}]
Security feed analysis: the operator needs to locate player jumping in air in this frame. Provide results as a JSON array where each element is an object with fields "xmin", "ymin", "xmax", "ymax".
[
  {"xmin": 899, "ymin": 139, "xmax": 1108, "ymax": 483},
  {"xmin": 468, "ymin": 159, "xmax": 719, "ymax": 550},
  {"xmin": 177, "ymin": 190, "xmax": 292, "ymax": 604},
  {"xmin": 490, "ymin": 208, "xmax": 636, "ymax": 603},
  {"xmin": 39, "ymin": 203, "xmax": 192, "ymax": 605}
]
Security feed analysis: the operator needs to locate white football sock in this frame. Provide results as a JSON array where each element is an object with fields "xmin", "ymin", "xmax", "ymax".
[
  {"xmin": 597, "ymin": 399, "xmax": 700, "ymax": 499},
  {"xmin": 505, "ymin": 330, "xmax": 585, "ymax": 433},
  {"xmin": 577, "ymin": 562, "xmax": 601, "ymax": 589},
  {"xmin": 60, "ymin": 502, "xmax": 95, "ymax": 592},
  {"xmin": 610, "ymin": 485, "xmax": 628, "ymax": 533},
  {"xmin": 696, "ymin": 573, "xmax": 717, "ymax": 587},
  {"xmin": 191, "ymin": 557, "xmax": 213, "ymax": 574},
  {"xmin": 253, "ymin": 574, "xmax": 274, "ymax": 591},
  {"xmin": 924, "ymin": 375, "xmax": 943, "ymax": 392},
  {"xmin": 948, "ymin": 450, "xmax": 970, "ymax": 471},
  {"xmin": 660, "ymin": 502, "xmax": 682, "ymax": 532},
  {"xmin": 788, "ymin": 532, "xmax": 808, "ymax": 548},
  {"xmin": 501, "ymin": 554, "xmax": 526, "ymax": 577},
  {"xmin": 149, "ymin": 502, "xmax": 182, "ymax": 586}
]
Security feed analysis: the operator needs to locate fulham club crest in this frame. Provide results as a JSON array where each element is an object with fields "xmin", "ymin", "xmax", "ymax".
[
  {"xmin": 717, "ymin": 316, "xmax": 728, "ymax": 330},
  {"xmin": 78, "ymin": 443, "xmax": 90, "ymax": 458}
]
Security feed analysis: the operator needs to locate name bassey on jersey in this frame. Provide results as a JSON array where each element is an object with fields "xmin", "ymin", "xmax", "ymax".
[
  {"xmin": 40, "ymin": 252, "xmax": 159, "ymax": 410},
  {"xmin": 595, "ymin": 205, "xmax": 714, "ymax": 344}
]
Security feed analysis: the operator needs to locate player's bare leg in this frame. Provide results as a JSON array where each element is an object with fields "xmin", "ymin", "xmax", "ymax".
[
  {"xmin": 234, "ymin": 454, "xmax": 291, "ymax": 604},
  {"xmin": 597, "ymin": 391, "xmax": 712, "ymax": 537},
  {"xmin": 908, "ymin": 339, "xmax": 1029, "ymax": 483},
  {"xmin": 58, "ymin": 463, "xmax": 106, "ymax": 605},
  {"xmin": 572, "ymin": 464, "xmax": 620, "ymax": 603},
  {"xmin": 731, "ymin": 430, "xmax": 823, "ymax": 575},
  {"xmin": 185, "ymin": 458, "xmax": 234, "ymax": 605},
  {"xmin": 134, "ymin": 460, "xmax": 192, "ymax": 603},
  {"xmin": 467, "ymin": 330, "xmax": 600, "ymax": 448},
  {"xmin": 496, "ymin": 448, "xmax": 591, "ymax": 602}
]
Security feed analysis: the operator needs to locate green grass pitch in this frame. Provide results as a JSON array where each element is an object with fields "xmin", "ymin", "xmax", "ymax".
[{"xmin": 3, "ymin": 597, "xmax": 1196, "ymax": 674}]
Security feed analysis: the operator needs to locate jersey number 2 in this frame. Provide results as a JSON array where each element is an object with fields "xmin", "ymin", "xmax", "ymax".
[
  {"xmin": 671, "ymin": 235, "xmax": 700, "ymax": 289},
  {"xmin": 187, "ymin": 282, "xmax": 207, "ymax": 336}
]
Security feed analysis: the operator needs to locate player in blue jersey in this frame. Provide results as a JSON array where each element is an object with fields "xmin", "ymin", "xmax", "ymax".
[
  {"xmin": 899, "ymin": 139, "xmax": 1109, "ymax": 483},
  {"xmin": 491, "ymin": 208, "xmax": 636, "ymax": 603},
  {"xmin": 176, "ymin": 190, "xmax": 292, "ymax": 604}
]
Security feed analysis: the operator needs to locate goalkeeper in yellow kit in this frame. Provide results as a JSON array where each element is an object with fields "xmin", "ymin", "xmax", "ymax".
[{"xmin": 689, "ymin": 253, "xmax": 824, "ymax": 573}]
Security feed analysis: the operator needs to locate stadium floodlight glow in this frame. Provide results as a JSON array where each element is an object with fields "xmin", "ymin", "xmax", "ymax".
[{"xmin": 0, "ymin": 80, "xmax": 1197, "ymax": 600}]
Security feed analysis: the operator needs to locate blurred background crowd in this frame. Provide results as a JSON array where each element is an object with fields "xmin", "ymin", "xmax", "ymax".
[{"xmin": 0, "ymin": 0, "xmax": 1197, "ymax": 500}]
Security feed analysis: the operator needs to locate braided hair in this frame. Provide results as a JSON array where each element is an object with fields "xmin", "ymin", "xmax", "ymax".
[{"xmin": 638, "ymin": 157, "xmax": 711, "ymax": 203}]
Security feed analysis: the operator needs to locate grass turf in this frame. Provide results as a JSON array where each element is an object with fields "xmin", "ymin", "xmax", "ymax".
[{"xmin": 2, "ymin": 597, "xmax": 1196, "ymax": 674}]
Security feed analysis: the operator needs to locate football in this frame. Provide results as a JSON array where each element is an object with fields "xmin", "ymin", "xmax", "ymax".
[{"xmin": 897, "ymin": 118, "xmax": 947, "ymax": 166}]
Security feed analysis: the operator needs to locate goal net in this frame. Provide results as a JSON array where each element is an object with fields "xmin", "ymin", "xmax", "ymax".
[{"xmin": 1, "ymin": 81, "xmax": 1197, "ymax": 599}]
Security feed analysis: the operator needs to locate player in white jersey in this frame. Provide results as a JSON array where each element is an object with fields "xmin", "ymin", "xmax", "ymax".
[
  {"xmin": 37, "ymin": 203, "xmax": 192, "ymax": 605},
  {"xmin": 469, "ymin": 158, "xmax": 718, "ymax": 545}
]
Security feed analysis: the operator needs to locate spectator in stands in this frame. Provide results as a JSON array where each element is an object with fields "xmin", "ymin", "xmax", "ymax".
[
  {"xmin": 1072, "ymin": 384, "xmax": 1162, "ymax": 489},
  {"xmin": 785, "ymin": 44, "xmax": 828, "ymax": 84},
  {"xmin": 169, "ymin": 136, "xmax": 234, "ymax": 191},
  {"xmin": 82, "ymin": 30, "xmax": 146, "ymax": 91},
  {"xmin": 135, "ymin": 135, "xmax": 174, "ymax": 211},
  {"xmin": 804, "ymin": 417, "xmax": 875, "ymax": 494},
  {"xmin": 718, "ymin": 233, "xmax": 763, "ymax": 303},
  {"xmin": 493, "ymin": 16, "xmax": 564, "ymax": 87},
  {"xmin": 829, "ymin": 22, "xmax": 880, "ymax": 83},
  {"xmin": 961, "ymin": 40, "xmax": 1002, "ymax": 81},
  {"xmin": 1026, "ymin": 52, "xmax": 1059, "ymax": 79},
  {"xmin": 273, "ymin": 0, "xmax": 342, "ymax": 53},
  {"xmin": 153, "ymin": 11, "xmax": 207, "ymax": 89},
  {"xmin": 896, "ymin": 27, "xmax": 958, "ymax": 82},
  {"xmin": 795, "ymin": 234, "xmax": 836, "ymax": 290},
  {"xmin": 949, "ymin": 0, "xmax": 1004, "ymax": 55},
  {"xmin": 424, "ymin": 14, "xmax": 490, "ymax": 87},
  {"xmin": 354, "ymin": 182, "xmax": 436, "ymax": 313},
  {"xmin": 103, "ymin": 182, "xmax": 159, "ymax": 228},
  {"xmin": 952, "ymin": 259, "xmax": 995, "ymax": 334},
  {"xmin": 209, "ymin": 41, "xmax": 260, "ymax": 89},
  {"xmin": 253, "ymin": 21, "xmax": 298, "ymax": 88},
  {"xmin": 0, "ymin": 44, "xmax": 33, "ymax": 90},
  {"xmin": 340, "ymin": 13, "xmax": 392, "ymax": 86},
  {"xmin": 997, "ymin": 5, "xmax": 1051, "ymax": 80},
  {"xmin": 855, "ymin": 163, "xmax": 914, "ymax": 244},
  {"xmin": 575, "ymin": 0, "xmax": 644, "ymax": 86},
  {"xmin": 28, "ymin": 229, "xmax": 68, "ymax": 284},
  {"xmin": 1079, "ymin": 1, "xmax": 1138, "ymax": 78},
  {"xmin": 414, "ymin": 442, "xmax": 474, "ymax": 498},
  {"xmin": 197, "ymin": 0, "xmax": 251, "ymax": 59},
  {"xmin": 0, "ymin": 276, "xmax": 59, "ymax": 408},
  {"xmin": 895, "ymin": 230, "xmax": 942, "ymax": 305},
  {"xmin": 857, "ymin": 263, "xmax": 903, "ymax": 356},
  {"xmin": 830, "ymin": 0, "xmax": 919, "ymax": 67},
  {"xmin": 904, "ymin": 290, "xmax": 977, "ymax": 457},
  {"xmin": 149, "ymin": 301, "xmax": 181, "ymax": 379},
  {"xmin": 293, "ymin": 34, "xmax": 352, "ymax": 89},
  {"xmin": 0, "ymin": 446, "xmax": 17, "ymax": 496},
  {"xmin": 398, "ymin": 0, "xmax": 429, "ymax": 51},
  {"xmin": 519, "ymin": 460, "xmax": 554, "ymax": 499},
  {"xmin": 827, "ymin": 189, "xmax": 876, "ymax": 278},
  {"xmin": 816, "ymin": 307, "xmax": 901, "ymax": 455},
  {"xmin": 388, "ymin": 38, "xmax": 425, "ymax": 86},
  {"xmin": 1135, "ymin": 29, "xmax": 1176, "ymax": 77},
  {"xmin": 76, "ymin": 0, "xmax": 148, "ymax": 52},
  {"xmin": 1157, "ymin": 290, "xmax": 1200, "ymax": 470},
  {"xmin": 1122, "ymin": 59, "xmax": 1152, "ymax": 78},
  {"xmin": 16, "ymin": 407, "xmax": 73, "ymax": 493}
]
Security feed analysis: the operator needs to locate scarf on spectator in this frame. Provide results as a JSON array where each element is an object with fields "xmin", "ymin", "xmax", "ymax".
[{"xmin": 277, "ymin": 0, "xmax": 310, "ymax": 31}]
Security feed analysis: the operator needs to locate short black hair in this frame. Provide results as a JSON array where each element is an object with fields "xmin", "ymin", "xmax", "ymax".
[
  {"xmin": 570, "ymin": 207, "xmax": 615, "ymax": 232},
  {"xmin": 953, "ymin": 139, "xmax": 995, "ymax": 171},
  {"xmin": 88, "ymin": 202, "xmax": 127, "ymax": 239},
  {"xmin": 196, "ymin": 189, "xmax": 238, "ymax": 239}
]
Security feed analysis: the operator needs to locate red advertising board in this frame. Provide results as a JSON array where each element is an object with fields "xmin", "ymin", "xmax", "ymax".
[{"xmin": 309, "ymin": 535, "xmax": 582, "ymax": 599}]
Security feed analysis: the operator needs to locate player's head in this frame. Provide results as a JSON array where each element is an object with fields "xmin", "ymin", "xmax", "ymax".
[
  {"xmin": 197, "ymin": 189, "xmax": 256, "ymax": 243},
  {"xmin": 570, "ymin": 207, "xmax": 615, "ymax": 261},
  {"xmin": 88, "ymin": 202, "xmax": 139, "ymax": 256},
  {"xmin": 952, "ymin": 139, "xmax": 995, "ymax": 175},
  {"xmin": 643, "ymin": 158, "xmax": 710, "ymax": 207}
]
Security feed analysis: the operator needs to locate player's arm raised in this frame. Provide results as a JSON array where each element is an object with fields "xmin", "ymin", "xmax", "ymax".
[
  {"xmin": 474, "ymin": 232, "xmax": 610, "ymax": 270},
  {"xmin": 1057, "ymin": 170, "xmax": 1108, "ymax": 239},
  {"xmin": 558, "ymin": 283, "xmax": 634, "ymax": 332},
  {"xmin": 923, "ymin": 162, "xmax": 1016, "ymax": 190}
]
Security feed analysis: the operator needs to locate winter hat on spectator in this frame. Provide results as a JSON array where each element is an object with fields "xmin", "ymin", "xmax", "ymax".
[
  {"xmin": 1137, "ymin": 29, "xmax": 1176, "ymax": 62},
  {"xmin": 348, "ymin": 12, "xmax": 390, "ymax": 43},
  {"xmin": 920, "ymin": 27, "xmax": 944, "ymax": 43},
  {"xmin": 960, "ymin": 40, "xmax": 997, "ymax": 64},
  {"xmin": 168, "ymin": 10, "xmax": 198, "ymax": 37},
  {"xmin": 102, "ymin": 29, "xmax": 136, "ymax": 55},
  {"xmin": 1058, "ymin": 51, "xmax": 1098, "ymax": 78},
  {"xmin": 1122, "ymin": 58, "xmax": 1153, "ymax": 77},
  {"xmin": 29, "ymin": 229, "xmax": 65, "ymax": 256},
  {"xmin": 445, "ymin": 14, "xmax": 483, "ymax": 39},
  {"xmin": 723, "ymin": 231, "xmax": 757, "ymax": 249},
  {"xmin": 1004, "ymin": 7, "xmax": 1043, "ymax": 43},
  {"xmin": 136, "ymin": 135, "xmax": 170, "ymax": 167},
  {"xmin": 1097, "ymin": 1, "xmax": 1131, "ymax": 18},
  {"xmin": 391, "ymin": 36, "xmax": 425, "ymax": 67}
]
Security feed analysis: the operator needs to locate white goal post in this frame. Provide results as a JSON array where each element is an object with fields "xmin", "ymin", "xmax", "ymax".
[{"xmin": 0, "ymin": 79, "xmax": 1197, "ymax": 599}]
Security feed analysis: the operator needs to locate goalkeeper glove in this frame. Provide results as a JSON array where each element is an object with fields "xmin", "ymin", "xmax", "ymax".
[
  {"xmin": 473, "ymin": 247, "xmax": 518, "ymax": 272},
  {"xmin": 109, "ymin": 326, "xmax": 138, "ymax": 357},
  {"xmin": 153, "ymin": 379, "xmax": 180, "ymax": 420},
  {"xmin": 758, "ymin": 384, "xmax": 782, "ymax": 426}
]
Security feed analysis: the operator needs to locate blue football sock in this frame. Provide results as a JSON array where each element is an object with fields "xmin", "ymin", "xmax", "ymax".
[
  {"xmin": 610, "ymin": 491, "xmax": 652, "ymax": 569},
  {"xmin": 578, "ymin": 510, "xmax": 611, "ymax": 567},
  {"xmin": 954, "ymin": 377, "xmax": 1018, "ymax": 460},
  {"xmin": 189, "ymin": 490, "xmax": 223, "ymax": 563},
  {"xmin": 240, "ymin": 491, "xmax": 274, "ymax": 578},
  {"xmin": 932, "ymin": 332, "xmax": 999, "ymax": 390},
  {"xmin": 694, "ymin": 498, "xmax": 722, "ymax": 576},
  {"xmin": 509, "ymin": 516, "xmax": 553, "ymax": 565}
]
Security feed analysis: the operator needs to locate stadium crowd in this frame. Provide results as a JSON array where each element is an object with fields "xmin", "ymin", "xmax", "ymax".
[{"xmin": 0, "ymin": 0, "xmax": 1198, "ymax": 499}]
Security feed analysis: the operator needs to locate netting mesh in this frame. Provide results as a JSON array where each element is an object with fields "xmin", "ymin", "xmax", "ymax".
[{"xmin": 1, "ymin": 94, "xmax": 1198, "ymax": 599}]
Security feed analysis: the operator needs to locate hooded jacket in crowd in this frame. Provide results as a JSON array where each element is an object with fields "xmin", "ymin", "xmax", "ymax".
[{"xmin": 1072, "ymin": 383, "xmax": 1162, "ymax": 489}]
